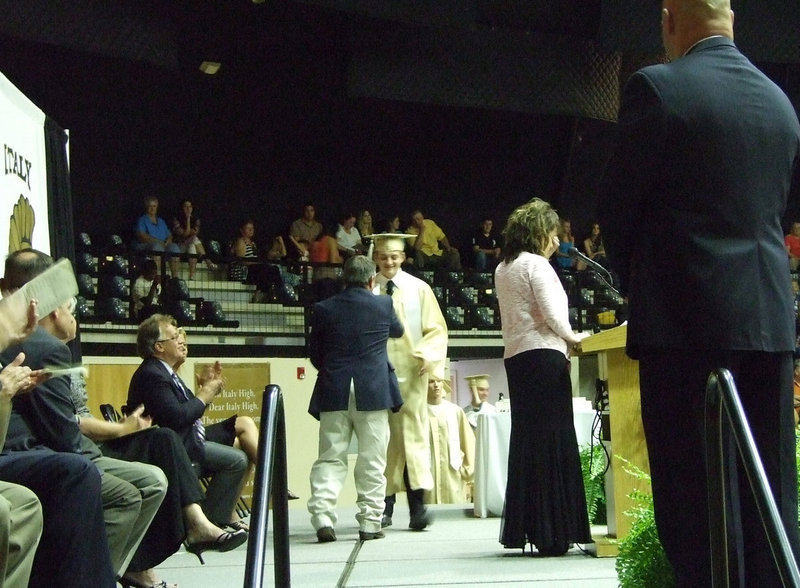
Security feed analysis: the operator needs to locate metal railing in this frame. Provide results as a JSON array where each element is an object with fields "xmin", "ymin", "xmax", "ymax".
[
  {"xmin": 704, "ymin": 368, "xmax": 800, "ymax": 587},
  {"xmin": 244, "ymin": 384, "xmax": 291, "ymax": 587}
]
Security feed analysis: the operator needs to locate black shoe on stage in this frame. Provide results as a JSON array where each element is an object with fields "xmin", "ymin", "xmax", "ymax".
[
  {"xmin": 359, "ymin": 530, "xmax": 385, "ymax": 541},
  {"xmin": 316, "ymin": 526, "xmax": 337, "ymax": 543},
  {"xmin": 380, "ymin": 515, "xmax": 393, "ymax": 528}
]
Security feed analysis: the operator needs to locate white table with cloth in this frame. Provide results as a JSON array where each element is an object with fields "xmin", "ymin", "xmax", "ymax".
[{"xmin": 473, "ymin": 399, "xmax": 596, "ymax": 518}]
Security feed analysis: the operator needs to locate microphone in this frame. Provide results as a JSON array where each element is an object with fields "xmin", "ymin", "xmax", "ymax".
[{"xmin": 567, "ymin": 246, "xmax": 614, "ymax": 285}]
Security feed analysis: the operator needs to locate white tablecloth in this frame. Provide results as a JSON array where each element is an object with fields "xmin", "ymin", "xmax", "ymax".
[{"xmin": 472, "ymin": 406, "xmax": 597, "ymax": 518}]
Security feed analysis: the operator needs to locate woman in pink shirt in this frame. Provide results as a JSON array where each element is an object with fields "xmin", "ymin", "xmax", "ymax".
[{"xmin": 494, "ymin": 198, "xmax": 591, "ymax": 556}]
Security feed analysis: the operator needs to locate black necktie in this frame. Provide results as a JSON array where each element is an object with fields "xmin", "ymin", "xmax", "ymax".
[
  {"xmin": 172, "ymin": 372, "xmax": 206, "ymax": 445},
  {"xmin": 386, "ymin": 280, "xmax": 396, "ymax": 296}
]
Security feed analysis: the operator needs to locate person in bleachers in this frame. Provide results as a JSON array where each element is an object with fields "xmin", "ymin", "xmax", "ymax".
[
  {"xmin": 406, "ymin": 210, "xmax": 462, "ymax": 270},
  {"xmin": 470, "ymin": 217, "xmax": 501, "ymax": 272},
  {"xmin": 134, "ymin": 196, "xmax": 180, "ymax": 277},
  {"xmin": 289, "ymin": 203, "xmax": 323, "ymax": 260},
  {"xmin": 310, "ymin": 221, "xmax": 343, "ymax": 301},
  {"xmin": 336, "ymin": 212, "xmax": 366, "ymax": 258},
  {"xmin": 553, "ymin": 217, "xmax": 576, "ymax": 272},
  {"xmin": 582, "ymin": 222, "xmax": 608, "ymax": 268},
  {"xmin": 231, "ymin": 220, "xmax": 287, "ymax": 303},
  {"xmin": 356, "ymin": 210, "xmax": 374, "ymax": 242},
  {"xmin": 785, "ymin": 221, "xmax": 800, "ymax": 271},
  {"xmin": 171, "ymin": 199, "xmax": 217, "ymax": 280},
  {"xmin": 132, "ymin": 258, "xmax": 162, "ymax": 320},
  {"xmin": 424, "ymin": 377, "xmax": 474, "ymax": 505}
]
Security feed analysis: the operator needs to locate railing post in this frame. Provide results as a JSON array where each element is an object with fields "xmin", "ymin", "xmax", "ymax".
[
  {"xmin": 705, "ymin": 368, "xmax": 800, "ymax": 588},
  {"xmin": 704, "ymin": 371, "xmax": 729, "ymax": 587},
  {"xmin": 243, "ymin": 384, "xmax": 291, "ymax": 588}
]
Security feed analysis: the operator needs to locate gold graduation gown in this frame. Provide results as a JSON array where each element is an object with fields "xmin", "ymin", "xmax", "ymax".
[{"xmin": 375, "ymin": 270, "xmax": 448, "ymax": 494}]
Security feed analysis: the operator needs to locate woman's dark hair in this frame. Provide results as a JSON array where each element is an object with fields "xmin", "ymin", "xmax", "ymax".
[{"xmin": 500, "ymin": 198, "xmax": 560, "ymax": 263}]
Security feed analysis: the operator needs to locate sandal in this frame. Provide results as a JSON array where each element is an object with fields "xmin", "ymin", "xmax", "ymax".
[{"xmin": 226, "ymin": 519, "xmax": 250, "ymax": 533}]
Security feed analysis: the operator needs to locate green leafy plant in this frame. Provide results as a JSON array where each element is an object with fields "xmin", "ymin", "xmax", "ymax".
[
  {"xmin": 615, "ymin": 459, "xmax": 675, "ymax": 588},
  {"xmin": 579, "ymin": 443, "xmax": 607, "ymax": 525}
]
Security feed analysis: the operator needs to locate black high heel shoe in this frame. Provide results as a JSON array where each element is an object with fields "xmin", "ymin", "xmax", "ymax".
[{"xmin": 184, "ymin": 529, "xmax": 248, "ymax": 565}]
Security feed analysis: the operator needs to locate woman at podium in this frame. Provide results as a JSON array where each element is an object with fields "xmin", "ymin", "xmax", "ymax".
[{"xmin": 494, "ymin": 198, "xmax": 592, "ymax": 556}]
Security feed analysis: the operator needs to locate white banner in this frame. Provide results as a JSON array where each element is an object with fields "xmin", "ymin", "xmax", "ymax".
[{"xmin": 0, "ymin": 70, "xmax": 50, "ymax": 256}]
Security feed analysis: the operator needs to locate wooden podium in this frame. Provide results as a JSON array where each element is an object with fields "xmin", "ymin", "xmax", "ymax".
[{"xmin": 580, "ymin": 324, "xmax": 651, "ymax": 553}]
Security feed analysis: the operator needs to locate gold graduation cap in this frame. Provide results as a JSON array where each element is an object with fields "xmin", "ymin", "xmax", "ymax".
[
  {"xmin": 465, "ymin": 374, "xmax": 490, "ymax": 388},
  {"xmin": 363, "ymin": 233, "xmax": 416, "ymax": 258}
]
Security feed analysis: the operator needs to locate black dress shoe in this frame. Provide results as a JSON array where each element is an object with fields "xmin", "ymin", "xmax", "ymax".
[
  {"xmin": 408, "ymin": 509, "xmax": 431, "ymax": 531},
  {"xmin": 288, "ymin": 490, "xmax": 300, "ymax": 500},
  {"xmin": 359, "ymin": 530, "xmax": 385, "ymax": 541},
  {"xmin": 537, "ymin": 543, "xmax": 569, "ymax": 557},
  {"xmin": 316, "ymin": 527, "xmax": 336, "ymax": 543},
  {"xmin": 380, "ymin": 515, "xmax": 392, "ymax": 528}
]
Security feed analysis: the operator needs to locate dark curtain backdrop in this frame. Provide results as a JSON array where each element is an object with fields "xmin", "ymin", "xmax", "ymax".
[{"xmin": 44, "ymin": 115, "xmax": 81, "ymax": 359}]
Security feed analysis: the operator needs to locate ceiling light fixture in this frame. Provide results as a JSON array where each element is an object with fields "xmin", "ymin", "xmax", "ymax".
[{"xmin": 199, "ymin": 61, "xmax": 221, "ymax": 75}]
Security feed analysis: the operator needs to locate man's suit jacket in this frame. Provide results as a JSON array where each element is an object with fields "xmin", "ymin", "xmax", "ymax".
[
  {"xmin": 127, "ymin": 356, "xmax": 206, "ymax": 461},
  {"xmin": 0, "ymin": 326, "xmax": 101, "ymax": 460},
  {"xmin": 308, "ymin": 286, "xmax": 403, "ymax": 419},
  {"xmin": 598, "ymin": 37, "xmax": 800, "ymax": 358}
]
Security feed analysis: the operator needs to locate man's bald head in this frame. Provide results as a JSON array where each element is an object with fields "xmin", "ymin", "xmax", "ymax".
[
  {"xmin": 1, "ymin": 249, "xmax": 53, "ymax": 293},
  {"xmin": 662, "ymin": 0, "xmax": 734, "ymax": 60}
]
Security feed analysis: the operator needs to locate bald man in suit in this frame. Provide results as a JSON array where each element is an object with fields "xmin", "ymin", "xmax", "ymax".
[{"xmin": 599, "ymin": 1, "xmax": 800, "ymax": 585}]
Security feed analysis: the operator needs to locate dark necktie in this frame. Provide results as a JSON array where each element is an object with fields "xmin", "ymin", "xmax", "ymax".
[
  {"xmin": 386, "ymin": 280, "xmax": 396, "ymax": 296},
  {"xmin": 172, "ymin": 371, "xmax": 206, "ymax": 445}
]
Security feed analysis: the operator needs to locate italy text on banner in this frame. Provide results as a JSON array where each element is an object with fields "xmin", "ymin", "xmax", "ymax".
[{"xmin": 0, "ymin": 69, "xmax": 49, "ymax": 256}]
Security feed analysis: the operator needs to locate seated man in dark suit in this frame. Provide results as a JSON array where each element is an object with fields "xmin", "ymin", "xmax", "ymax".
[
  {"xmin": 307, "ymin": 255, "xmax": 404, "ymax": 542},
  {"xmin": 128, "ymin": 315, "xmax": 250, "ymax": 532},
  {"xmin": 0, "ymin": 300, "xmax": 116, "ymax": 587},
  {"xmin": 0, "ymin": 249, "xmax": 167, "ymax": 581}
]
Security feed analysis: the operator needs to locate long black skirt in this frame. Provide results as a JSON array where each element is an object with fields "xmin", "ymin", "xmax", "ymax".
[{"xmin": 499, "ymin": 348, "xmax": 592, "ymax": 551}]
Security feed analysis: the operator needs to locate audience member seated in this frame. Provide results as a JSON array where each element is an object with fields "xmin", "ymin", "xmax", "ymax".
[
  {"xmin": 336, "ymin": 212, "xmax": 366, "ymax": 258},
  {"xmin": 470, "ymin": 217, "xmax": 501, "ymax": 272},
  {"xmin": 0, "ymin": 299, "xmax": 116, "ymax": 587},
  {"xmin": 356, "ymin": 210, "xmax": 374, "ymax": 241},
  {"xmin": 266, "ymin": 235, "xmax": 287, "ymax": 262},
  {"xmin": 310, "ymin": 222, "xmax": 343, "ymax": 300},
  {"xmin": 425, "ymin": 377, "xmax": 474, "ymax": 505},
  {"xmin": 462, "ymin": 373, "xmax": 497, "ymax": 430},
  {"xmin": 132, "ymin": 258, "xmax": 162, "ymax": 321},
  {"xmin": 289, "ymin": 203, "xmax": 323, "ymax": 260},
  {"xmin": 553, "ymin": 217, "xmax": 576, "ymax": 272},
  {"xmin": 786, "ymin": 221, "xmax": 800, "ymax": 271},
  {"xmin": 231, "ymin": 220, "xmax": 291, "ymax": 302},
  {"xmin": 67, "ymin": 371, "xmax": 246, "ymax": 582},
  {"xmin": 127, "ymin": 315, "xmax": 252, "ymax": 532},
  {"xmin": 406, "ymin": 210, "xmax": 461, "ymax": 270},
  {"xmin": 0, "ymin": 249, "xmax": 167, "ymax": 581},
  {"xmin": 383, "ymin": 215, "xmax": 401, "ymax": 234},
  {"xmin": 171, "ymin": 199, "xmax": 217, "ymax": 280},
  {"xmin": 133, "ymin": 196, "xmax": 180, "ymax": 277},
  {"xmin": 582, "ymin": 222, "xmax": 608, "ymax": 268}
]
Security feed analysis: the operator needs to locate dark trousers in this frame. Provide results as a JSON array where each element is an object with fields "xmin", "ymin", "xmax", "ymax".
[
  {"xmin": 200, "ymin": 441, "xmax": 248, "ymax": 525},
  {"xmin": 384, "ymin": 466, "xmax": 424, "ymax": 517},
  {"xmin": 639, "ymin": 350, "xmax": 798, "ymax": 588},
  {"xmin": 101, "ymin": 427, "xmax": 205, "ymax": 571},
  {"xmin": 0, "ymin": 450, "xmax": 115, "ymax": 587}
]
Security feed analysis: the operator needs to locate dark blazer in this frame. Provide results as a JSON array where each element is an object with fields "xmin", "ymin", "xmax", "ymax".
[
  {"xmin": 127, "ymin": 356, "xmax": 207, "ymax": 460},
  {"xmin": 308, "ymin": 286, "xmax": 403, "ymax": 419},
  {"xmin": 0, "ymin": 326, "xmax": 101, "ymax": 460},
  {"xmin": 598, "ymin": 37, "xmax": 800, "ymax": 358}
]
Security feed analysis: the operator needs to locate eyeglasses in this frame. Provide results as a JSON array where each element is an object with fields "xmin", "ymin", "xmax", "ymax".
[{"xmin": 157, "ymin": 334, "xmax": 180, "ymax": 344}]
